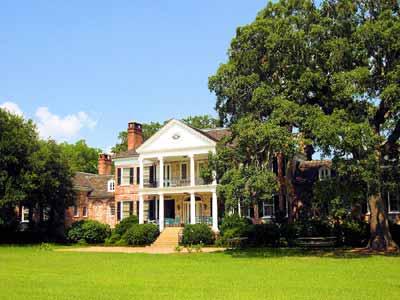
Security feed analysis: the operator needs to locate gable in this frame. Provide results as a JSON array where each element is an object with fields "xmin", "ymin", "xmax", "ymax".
[{"xmin": 136, "ymin": 119, "xmax": 216, "ymax": 154}]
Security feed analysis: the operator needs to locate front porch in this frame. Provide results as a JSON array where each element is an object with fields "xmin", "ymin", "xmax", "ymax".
[{"xmin": 139, "ymin": 191, "xmax": 219, "ymax": 232}]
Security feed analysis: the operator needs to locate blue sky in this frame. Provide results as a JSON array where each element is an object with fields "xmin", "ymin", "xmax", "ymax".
[{"xmin": 0, "ymin": 0, "xmax": 269, "ymax": 152}]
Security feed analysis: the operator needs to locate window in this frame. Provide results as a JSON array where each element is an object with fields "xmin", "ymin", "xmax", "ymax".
[
  {"xmin": 262, "ymin": 199, "xmax": 274, "ymax": 218},
  {"xmin": 122, "ymin": 168, "xmax": 131, "ymax": 185},
  {"xmin": 107, "ymin": 180, "xmax": 115, "ymax": 192},
  {"xmin": 21, "ymin": 206, "xmax": 29, "ymax": 223},
  {"xmin": 181, "ymin": 162, "xmax": 188, "ymax": 179},
  {"xmin": 42, "ymin": 207, "xmax": 50, "ymax": 221},
  {"xmin": 110, "ymin": 204, "xmax": 115, "ymax": 216},
  {"xmin": 388, "ymin": 191, "xmax": 400, "ymax": 213},
  {"xmin": 73, "ymin": 205, "xmax": 79, "ymax": 217},
  {"xmin": 121, "ymin": 201, "xmax": 133, "ymax": 220},
  {"xmin": 319, "ymin": 167, "xmax": 331, "ymax": 180},
  {"xmin": 83, "ymin": 207, "xmax": 88, "ymax": 217}
]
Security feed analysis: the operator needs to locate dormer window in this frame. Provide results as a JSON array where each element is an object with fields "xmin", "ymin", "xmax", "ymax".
[
  {"xmin": 108, "ymin": 179, "xmax": 115, "ymax": 192},
  {"xmin": 319, "ymin": 166, "xmax": 331, "ymax": 180}
]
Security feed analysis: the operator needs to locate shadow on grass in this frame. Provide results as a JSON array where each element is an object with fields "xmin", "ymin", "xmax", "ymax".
[{"xmin": 221, "ymin": 247, "xmax": 400, "ymax": 259}]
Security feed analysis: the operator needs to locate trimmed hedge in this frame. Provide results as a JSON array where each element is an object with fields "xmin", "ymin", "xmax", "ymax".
[
  {"xmin": 67, "ymin": 220, "xmax": 111, "ymax": 244},
  {"xmin": 182, "ymin": 224, "xmax": 214, "ymax": 245},
  {"xmin": 123, "ymin": 223, "xmax": 159, "ymax": 246}
]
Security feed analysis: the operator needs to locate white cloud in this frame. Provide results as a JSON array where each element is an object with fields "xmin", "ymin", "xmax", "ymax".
[
  {"xmin": 0, "ymin": 101, "xmax": 23, "ymax": 117},
  {"xmin": 35, "ymin": 107, "xmax": 97, "ymax": 141}
]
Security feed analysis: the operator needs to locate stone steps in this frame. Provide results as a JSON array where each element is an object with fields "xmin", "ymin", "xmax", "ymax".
[{"xmin": 150, "ymin": 227, "xmax": 182, "ymax": 248}]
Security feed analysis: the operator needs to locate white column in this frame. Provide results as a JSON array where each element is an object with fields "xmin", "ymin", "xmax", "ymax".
[
  {"xmin": 190, "ymin": 192, "xmax": 196, "ymax": 224},
  {"xmin": 120, "ymin": 201, "xmax": 124, "ymax": 220},
  {"xmin": 139, "ymin": 158, "xmax": 144, "ymax": 189},
  {"xmin": 159, "ymin": 156, "xmax": 164, "ymax": 188},
  {"xmin": 212, "ymin": 170, "xmax": 217, "ymax": 185},
  {"xmin": 212, "ymin": 191, "xmax": 219, "ymax": 232},
  {"xmin": 190, "ymin": 154, "xmax": 195, "ymax": 187},
  {"xmin": 238, "ymin": 200, "xmax": 241, "ymax": 217},
  {"xmin": 159, "ymin": 193, "xmax": 164, "ymax": 231},
  {"xmin": 138, "ymin": 194, "xmax": 144, "ymax": 224}
]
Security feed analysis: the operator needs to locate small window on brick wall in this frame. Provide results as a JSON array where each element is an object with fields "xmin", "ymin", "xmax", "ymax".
[
  {"xmin": 108, "ymin": 180, "xmax": 115, "ymax": 192},
  {"xmin": 83, "ymin": 207, "xmax": 88, "ymax": 217},
  {"xmin": 73, "ymin": 205, "xmax": 79, "ymax": 217}
]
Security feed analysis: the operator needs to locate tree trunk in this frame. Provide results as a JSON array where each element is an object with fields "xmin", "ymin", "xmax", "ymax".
[{"xmin": 368, "ymin": 193, "xmax": 398, "ymax": 250}]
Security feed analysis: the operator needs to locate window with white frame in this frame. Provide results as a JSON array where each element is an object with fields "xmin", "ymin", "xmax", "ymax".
[
  {"xmin": 73, "ymin": 205, "xmax": 79, "ymax": 217},
  {"xmin": 83, "ymin": 207, "xmax": 88, "ymax": 217},
  {"xmin": 42, "ymin": 207, "xmax": 50, "ymax": 221},
  {"xmin": 319, "ymin": 166, "xmax": 331, "ymax": 180},
  {"xmin": 109, "ymin": 204, "xmax": 115, "ymax": 216},
  {"xmin": 122, "ymin": 168, "xmax": 131, "ymax": 185},
  {"xmin": 107, "ymin": 179, "xmax": 115, "ymax": 192},
  {"xmin": 262, "ymin": 198, "xmax": 274, "ymax": 218},
  {"xmin": 388, "ymin": 191, "xmax": 400, "ymax": 213},
  {"xmin": 21, "ymin": 206, "xmax": 29, "ymax": 223}
]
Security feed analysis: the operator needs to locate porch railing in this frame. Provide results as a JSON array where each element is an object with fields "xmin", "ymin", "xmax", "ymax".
[{"xmin": 143, "ymin": 176, "xmax": 206, "ymax": 188}]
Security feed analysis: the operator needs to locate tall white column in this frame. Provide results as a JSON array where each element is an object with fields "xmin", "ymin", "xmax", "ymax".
[
  {"xmin": 190, "ymin": 192, "xmax": 196, "ymax": 224},
  {"xmin": 159, "ymin": 193, "xmax": 164, "ymax": 231},
  {"xmin": 190, "ymin": 154, "xmax": 195, "ymax": 187},
  {"xmin": 138, "ymin": 194, "xmax": 144, "ymax": 224},
  {"xmin": 139, "ymin": 158, "xmax": 144, "ymax": 189},
  {"xmin": 159, "ymin": 156, "xmax": 164, "ymax": 188},
  {"xmin": 212, "ymin": 191, "xmax": 219, "ymax": 232},
  {"xmin": 212, "ymin": 170, "xmax": 217, "ymax": 185}
]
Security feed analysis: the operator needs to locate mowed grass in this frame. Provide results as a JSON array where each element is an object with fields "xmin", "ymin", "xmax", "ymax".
[{"xmin": 0, "ymin": 246, "xmax": 399, "ymax": 300}]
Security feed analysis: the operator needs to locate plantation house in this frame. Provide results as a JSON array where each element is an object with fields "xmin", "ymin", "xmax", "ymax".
[{"xmin": 20, "ymin": 119, "xmax": 399, "ymax": 231}]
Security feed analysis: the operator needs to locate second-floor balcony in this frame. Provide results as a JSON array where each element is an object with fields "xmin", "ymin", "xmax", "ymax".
[{"xmin": 143, "ymin": 176, "xmax": 207, "ymax": 188}]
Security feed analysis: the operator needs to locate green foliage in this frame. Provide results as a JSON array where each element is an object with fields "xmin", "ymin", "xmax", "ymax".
[
  {"xmin": 0, "ymin": 108, "xmax": 39, "ymax": 227},
  {"xmin": 336, "ymin": 219, "xmax": 369, "ymax": 247},
  {"xmin": 114, "ymin": 215, "xmax": 139, "ymax": 236},
  {"xmin": 122, "ymin": 223, "xmax": 159, "ymax": 246},
  {"xmin": 67, "ymin": 220, "xmax": 111, "ymax": 244},
  {"xmin": 209, "ymin": 0, "xmax": 400, "ymax": 248},
  {"xmin": 0, "ymin": 108, "xmax": 76, "ymax": 241},
  {"xmin": 219, "ymin": 214, "xmax": 250, "ymax": 235},
  {"xmin": 59, "ymin": 140, "xmax": 102, "ymax": 174},
  {"xmin": 104, "ymin": 233, "xmax": 122, "ymax": 245},
  {"xmin": 182, "ymin": 224, "xmax": 214, "ymax": 245}
]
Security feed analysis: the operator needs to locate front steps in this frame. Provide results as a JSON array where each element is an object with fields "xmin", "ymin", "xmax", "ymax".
[{"xmin": 150, "ymin": 227, "xmax": 182, "ymax": 248}]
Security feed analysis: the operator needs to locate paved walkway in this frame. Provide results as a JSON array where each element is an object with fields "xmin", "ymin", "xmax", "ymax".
[{"xmin": 56, "ymin": 246, "xmax": 226, "ymax": 254}]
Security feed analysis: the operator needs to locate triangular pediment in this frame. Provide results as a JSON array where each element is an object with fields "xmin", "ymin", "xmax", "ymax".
[{"xmin": 136, "ymin": 119, "xmax": 216, "ymax": 154}]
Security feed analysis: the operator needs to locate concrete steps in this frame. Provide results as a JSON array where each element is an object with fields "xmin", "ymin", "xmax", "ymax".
[{"xmin": 150, "ymin": 227, "xmax": 182, "ymax": 248}]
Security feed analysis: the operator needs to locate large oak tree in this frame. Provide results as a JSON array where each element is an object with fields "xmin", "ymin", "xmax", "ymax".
[{"xmin": 209, "ymin": 0, "xmax": 399, "ymax": 250}]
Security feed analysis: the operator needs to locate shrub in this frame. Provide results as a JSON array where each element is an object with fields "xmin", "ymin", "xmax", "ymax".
[
  {"xmin": 247, "ymin": 224, "xmax": 280, "ymax": 246},
  {"xmin": 105, "ymin": 233, "xmax": 121, "ymax": 245},
  {"xmin": 123, "ymin": 224, "xmax": 159, "ymax": 246},
  {"xmin": 182, "ymin": 224, "xmax": 214, "ymax": 245},
  {"xmin": 114, "ymin": 215, "xmax": 139, "ymax": 236},
  {"xmin": 219, "ymin": 214, "xmax": 249, "ymax": 235},
  {"xmin": 340, "ymin": 220, "xmax": 370, "ymax": 247},
  {"xmin": 67, "ymin": 220, "xmax": 111, "ymax": 244}
]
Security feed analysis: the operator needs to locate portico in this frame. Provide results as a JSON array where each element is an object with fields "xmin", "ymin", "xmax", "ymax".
[{"xmin": 135, "ymin": 119, "xmax": 219, "ymax": 232}]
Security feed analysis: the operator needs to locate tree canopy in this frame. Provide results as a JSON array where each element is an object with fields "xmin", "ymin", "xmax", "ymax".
[
  {"xmin": 59, "ymin": 140, "xmax": 102, "ymax": 174},
  {"xmin": 0, "ymin": 108, "xmax": 75, "ymax": 241},
  {"xmin": 209, "ymin": 0, "xmax": 400, "ymax": 250}
]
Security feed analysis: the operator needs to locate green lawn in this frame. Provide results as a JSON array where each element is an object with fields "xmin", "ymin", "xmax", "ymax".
[{"xmin": 0, "ymin": 246, "xmax": 399, "ymax": 300}]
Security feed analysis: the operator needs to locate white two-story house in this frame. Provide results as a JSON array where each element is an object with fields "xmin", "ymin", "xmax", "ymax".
[{"xmin": 112, "ymin": 119, "xmax": 230, "ymax": 232}]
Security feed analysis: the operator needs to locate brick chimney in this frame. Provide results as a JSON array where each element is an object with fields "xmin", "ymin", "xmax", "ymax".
[
  {"xmin": 98, "ymin": 154, "xmax": 112, "ymax": 175},
  {"xmin": 127, "ymin": 121, "xmax": 143, "ymax": 151}
]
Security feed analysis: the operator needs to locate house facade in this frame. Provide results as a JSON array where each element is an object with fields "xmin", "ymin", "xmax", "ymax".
[{"xmin": 112, "ymin": 119, "xmax": 229, "ymax": 232}]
